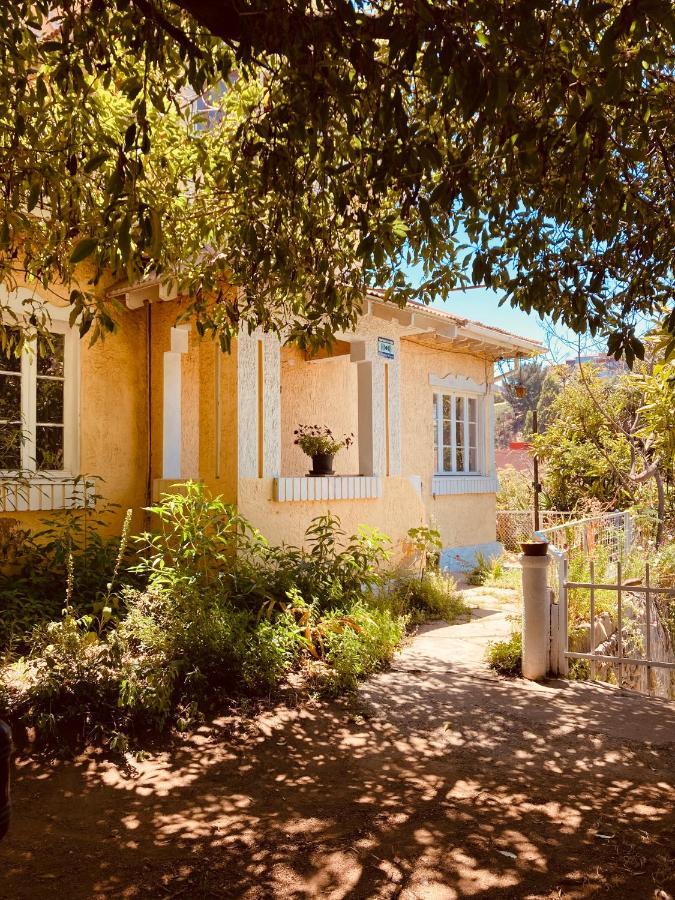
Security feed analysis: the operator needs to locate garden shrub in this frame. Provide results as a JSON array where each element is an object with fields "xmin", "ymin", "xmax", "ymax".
[
  {"xmin": 321, "ymin": 603, "xmax": 405, "ymax": 693},
  {"xmin": 0, "ymin": 498, "xmax": 136, "ymax": 654},
  {"xmin": 486, "ymin": 631, "xmax": 522, "ymax": 676},
  {"xmin": 382, "ymin": 572, "xmax": 467, "ymax": 624},
  {"xmin": 0, "ymin": 483, "xmax": 408, "ymax": 748}
]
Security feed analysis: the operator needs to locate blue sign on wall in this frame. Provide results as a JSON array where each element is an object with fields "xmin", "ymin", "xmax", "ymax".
[{"xmin": 377, "ymin": 337, "xmax": 395, "ymax": 359}]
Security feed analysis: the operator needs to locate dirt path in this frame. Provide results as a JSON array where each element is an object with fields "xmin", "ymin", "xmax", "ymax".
[{"xmin": 1, "ymin": 594, "xmax": 674, "ymax": 899}]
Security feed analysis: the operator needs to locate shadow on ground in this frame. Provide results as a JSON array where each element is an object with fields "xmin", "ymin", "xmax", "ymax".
[{"xmin": 1, "ymin": 618, "xmax": 674, "ymax": 899}]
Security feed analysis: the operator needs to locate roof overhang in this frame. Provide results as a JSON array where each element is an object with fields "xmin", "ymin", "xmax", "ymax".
[
  {"xmin": 107, "ymin": 276, "xmax": 177, "ymax": 309},
  {"xmin": 364, "ymin": 292, "xmax": 544, "ymax": 360},
  {"xmin": 108, "ymin": 278, "xmax": 544, "ymax": 360}
]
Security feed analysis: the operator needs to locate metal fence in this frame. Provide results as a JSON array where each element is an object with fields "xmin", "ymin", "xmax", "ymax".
[
  {"xmin": 500, "ymin": 508, "xmax": 664, "ymax": 558},
  {"xmin": 497, "ymin": 509, "xmax": 579, "ymax": 552},
  {"xmin": 537, "ymin": 511, "xmax": 631, "ymax": 563},
  {"xmin": 547, "ymin": 548, "xmax": 675, "ymax": 698}
]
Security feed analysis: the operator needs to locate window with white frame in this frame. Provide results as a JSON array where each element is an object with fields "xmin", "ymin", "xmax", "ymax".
[
  {"xmin": 433, "ymin": 392, "xmax": 480, "ymax": 474},
  {"xmin": 0, "ymin": 320, "xmax": 78, "ymax": 474}
]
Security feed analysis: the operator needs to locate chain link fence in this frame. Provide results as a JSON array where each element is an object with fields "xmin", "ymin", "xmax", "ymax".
[
  {"xmin": 498, "ymin": 508, "xmax": 663, "ymax": 560},
  {"xmin": 496, "ymin": 510, "xmax": 578, "ymax": 552}
]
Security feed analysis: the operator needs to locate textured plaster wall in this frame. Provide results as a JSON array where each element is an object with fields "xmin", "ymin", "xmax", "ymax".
[
  {"xmin": 399, "ymin": 336, "xmax": 496, "ymax": 547},
  {"xmin": 151, "ymin": 306, "xmax": 238, "ymax": 504},
  {"xmin": 237, "ymin": 475, "xmax": 426, "ymax": 551},
  {"xmin": 280, "ymin": 344, "xmax": 360, "ymax": 476},
  {"xmin": 80, "ymin": 304, "xmax": 149, "ymax": 530},
  {"xmin": 198, "ymin": 338, "xmax": 238, "ymax": 504},
  {"xmin": 149, "ymin": 302, "xmax": 174, "ymax": 484},
  {"xmin": 1, "ymin": 274, "xmax": 149, "ymax": 534}
]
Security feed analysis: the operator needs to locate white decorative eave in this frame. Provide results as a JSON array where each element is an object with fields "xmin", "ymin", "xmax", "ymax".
[
  {"xmin": 365, "ymin": 293, "xmax": 543, "ymax": 359},
  {"xmin": 107, "ymin": 276, "xmax": 178, "ymax": 310}
]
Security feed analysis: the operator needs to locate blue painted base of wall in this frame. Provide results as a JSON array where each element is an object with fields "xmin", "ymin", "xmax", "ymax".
[{"xmin": 440, "ymin": 541, "xmax": 504, "ymax": 574}]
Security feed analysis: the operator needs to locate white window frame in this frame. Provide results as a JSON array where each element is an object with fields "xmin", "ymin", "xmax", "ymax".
[
  {"xmin": 433, "ymin": 389, "xmax": 484, "ymax": 477},
  {"xmin": 1, "ymin": 293, "xmax": 79, "ymax": 477}
]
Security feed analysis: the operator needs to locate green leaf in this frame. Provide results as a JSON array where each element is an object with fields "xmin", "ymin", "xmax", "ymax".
[
  {"xmin": 84, "ymin": 152, "xmax": 109, "ymax": 173},
  {"xmin": 70, "ymin": 238, "xmax": 98, "ymax": 264}
]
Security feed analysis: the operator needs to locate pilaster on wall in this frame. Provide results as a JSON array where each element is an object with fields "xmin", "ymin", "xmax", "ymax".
[
  {"xmin": 486, "ymin": 382, "xmax": 497, "ymax": 478},
  {"xmin": 237, "ymin": 330, "xmax": 281, "ymax": 479},
  {"xmin": 162, "ymin": 325, "xmax": 190, "ymax": 480},
  {"xmin": 350, "ymin": 338, "xmax": 401, "ymax": 477}
]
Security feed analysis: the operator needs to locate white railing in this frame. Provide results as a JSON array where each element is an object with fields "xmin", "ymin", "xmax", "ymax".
[
  {"xmin": 0, "ymin": 477, "xmax": 96, "ymax": 512},
  {"xmin": 273, "ymin": 476, "xmax": 381, "ymax": 502}
]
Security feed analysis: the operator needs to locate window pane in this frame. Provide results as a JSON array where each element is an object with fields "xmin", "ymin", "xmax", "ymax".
[
  {"xmin": 443, "ymin": 447, "xmax": 453, "ymax": 471},
  {"xmin": 469, "ymin": 447, "xmax": 477, "ymax": 471},
  {"xmin": 0, "ymin": 423, "xmax": 21, "ymax": 469},
  {"xmin": 36, "ymin": 426, "xmax": 64, "ymax": 470},
  {"xmin": 469, "ymin": 420, "xmax": 477, "ymax": 450},
  {"xmin": 442, "ymin": 394, "xmax": 452, "ymax": 418},
  {"xmin": 0, "ymin": 373, "xmax": 21, "ymax": 420},
  {"xmin": 443, "ymin": 414, "xmax": 451, "ymax": 450},
  {"xmin": 36, "ymin": 378, "xmax": 64, "ymax": 424},
  {"xmin": 37, "ymin": 333, "xmax": 65, "ymax": 377},
  {"xmin": 468, "ymin": 397, "xmax": 477, "ymax": 423},
  {"xmin": 0, "ymin": 330, "xmax": 21, "ymax": 373},
  {"xmin": 456, "ymin": 397, "xmax": 464, "ymax": 450}
]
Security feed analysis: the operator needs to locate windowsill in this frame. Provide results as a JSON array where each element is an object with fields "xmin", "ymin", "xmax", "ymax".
[
  {"xmin": 274, "ymin": 475, "xmax": 382, "ymax": 502},
  {"xmin": 431, "ymin": 474, "xmax": 499, "ymax": 496},
  {"xmin": 0, "ymin": 475, "xmax": 94, "ymax": 513}
]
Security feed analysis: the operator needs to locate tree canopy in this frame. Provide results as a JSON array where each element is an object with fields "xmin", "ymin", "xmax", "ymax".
[
  {"xmin": 532, "ymin": 360, "xmax": 675, "ymax": 524},
  {"xmin": 1, "ymin": 0, "xmax": 674, "ymax": 357}
]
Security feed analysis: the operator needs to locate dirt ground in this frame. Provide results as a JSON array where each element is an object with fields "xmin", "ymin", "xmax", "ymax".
[{"xmin": 1, "ymin": 590, "xmax": 674, "ymax": 899}]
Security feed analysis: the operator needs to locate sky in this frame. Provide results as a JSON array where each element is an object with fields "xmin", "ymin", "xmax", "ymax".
[
  {"xmin": 425, "ymin": 285, "xmax": 602, "ymax": 364},
  {"xmin": 403, "ymin": 245, "xmax": 609, "ymax": 366}
]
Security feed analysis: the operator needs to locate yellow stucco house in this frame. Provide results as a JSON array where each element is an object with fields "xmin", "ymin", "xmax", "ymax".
[{"xmin": 1, "ymin": 280, "xmax": 541, "ymax": 570}]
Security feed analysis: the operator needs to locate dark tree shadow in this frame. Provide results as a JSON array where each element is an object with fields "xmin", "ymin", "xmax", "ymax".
[{"xmin": 1, "ymin": 652, "xmax": 674, "ymax": 899}]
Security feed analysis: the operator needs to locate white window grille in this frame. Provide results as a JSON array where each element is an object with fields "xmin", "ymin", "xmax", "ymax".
[
  {"xmin": 432, "ymin": 392, "xmax": 481, "ymax": 475},
  {"xmin": 1, "ymin": 321, "xmax": 78, "ymax": 476}
]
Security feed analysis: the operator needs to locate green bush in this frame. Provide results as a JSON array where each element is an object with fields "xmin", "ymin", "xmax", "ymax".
[
  {"xmin": 486, "ymin": 631, "xmax": 522, "ymax": 676},
  {"xmin": 0, "ymin": 498, "xmax": 136, "ymax": 654},
  {"xmin": 382, "ymin": 572, "xmax": 467, "ymax": 624},
  {"xmin": 1, "ymin": 484, "xmax": 408, "ymax": 748},
  {"xmin": 321, "ymin": 603, "xmax": 405, "ymax": 693}
]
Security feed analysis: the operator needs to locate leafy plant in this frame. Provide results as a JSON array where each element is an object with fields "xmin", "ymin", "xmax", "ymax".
[
  {"xmin": 0, "ymin": 494, "xmax": 137, "ymax": 654},
  {"xmin": 293, "ymin": 425, "xmax": 354, "ymax": 458},
  {"xmin": 2, "ymin": 3, "xmax": 674, "ymax": 361},
  {"xmin": 382, "ymin": 572, "xmax": 467, "ymax": 625},
  {"xmin": 486, "ymin": 631, "xmax": 522, "ymax": 677},
  {"xmin": 496, "ymin": 466, "xmax": 533, "ymax": 512},
  {"xmin": 406, "ymin": 525, "xmax": 442, "ymax": 578},
  {"xmin": 466, "ymin": 551, "xmax": 499, "ymax": 587},
  {"xmin": 0, "ymin": 487, "xmax": 408, "ymax": 749}
]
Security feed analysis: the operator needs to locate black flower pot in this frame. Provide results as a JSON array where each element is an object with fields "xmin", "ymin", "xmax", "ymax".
[{"xmin": 309, "ymin": 452, "xmax": 335, "ymax": 476}]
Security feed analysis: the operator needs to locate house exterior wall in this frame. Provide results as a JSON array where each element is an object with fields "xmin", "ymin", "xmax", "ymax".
[
  {"xmin": 0, "ymin": 277, "xmax": 149, "ymax": 533},
  {"xmin": 150, "ymin": 305, "xmax": 238, "ymax": 506},
  {"xmin": 80, "ymin": 303, "xmax": 149, "ymax": 532},
  {"xmin": 280, "ymin": 344, "xmax": 360, "ymax": 477},
  {"xmin": 3, "ymin": 287, "xmax": 505, "ymax": 565},
  {"xmin": 400, "ymin": 338, "xmax": 497, "ymax": 557},
  {"xmin": 236, "ymin": 312, "xmax": 498, "ymax": 561},
  {"xmin": 237, "ymin": 475, "xmax": 426, "ymax": 550}
]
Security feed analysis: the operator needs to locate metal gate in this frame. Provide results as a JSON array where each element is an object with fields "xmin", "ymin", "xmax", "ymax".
[{"xmin": 548, "ymin": 546, "xmax": 675, "ymax": 694}]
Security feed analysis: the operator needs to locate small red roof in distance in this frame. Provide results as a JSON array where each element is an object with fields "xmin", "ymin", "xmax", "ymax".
[{"xmin": 509, "ymin": 441, "xmax": 532, "ymax": 450}]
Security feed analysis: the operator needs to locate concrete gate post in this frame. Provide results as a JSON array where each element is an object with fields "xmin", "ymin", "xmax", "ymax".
[{"xmin": 521, "ymin": 553, "xmax": 551, "ymax": 680}]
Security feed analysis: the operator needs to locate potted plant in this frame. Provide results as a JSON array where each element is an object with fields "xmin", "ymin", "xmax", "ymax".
[{"xmin": 294, "ymin": 425, "xmax": 354, "ymax": 476}]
